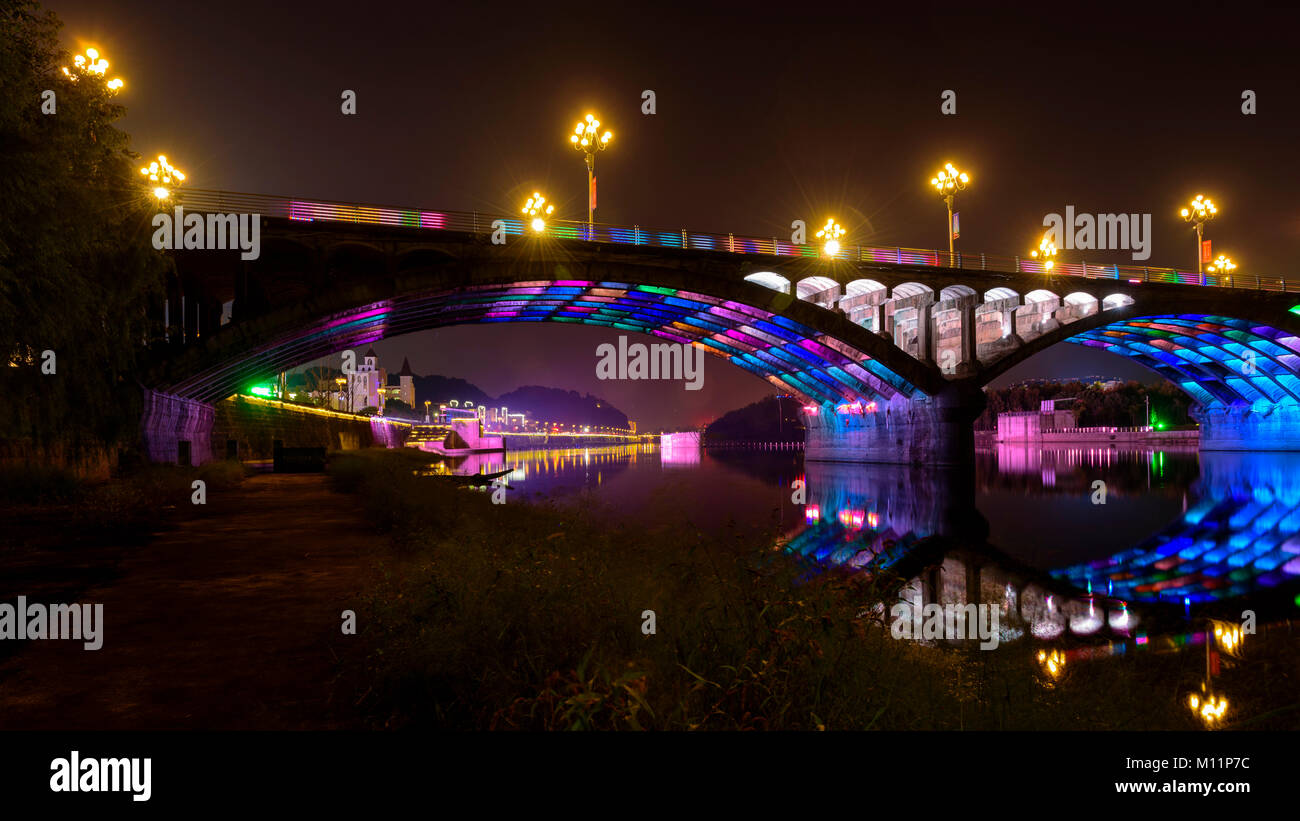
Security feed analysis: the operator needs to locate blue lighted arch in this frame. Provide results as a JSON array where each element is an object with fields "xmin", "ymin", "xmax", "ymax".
[
  {"xmin": 166, "ymin": 280, "xmax": 923, "ymax": 405},
  {"xmin": 1067, "ymin": 314, "xmax": 1300, "ymax": 408}
]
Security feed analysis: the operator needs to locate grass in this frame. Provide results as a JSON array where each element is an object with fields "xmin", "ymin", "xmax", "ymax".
[{"xmin": 331, "ymin": 449, "xmax": 1297, "ymax": 731}]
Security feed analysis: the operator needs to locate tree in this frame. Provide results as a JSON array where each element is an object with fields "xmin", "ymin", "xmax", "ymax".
[{"xmin": 1, "ymin": 0, "xmax": 169, "ymax": 454}]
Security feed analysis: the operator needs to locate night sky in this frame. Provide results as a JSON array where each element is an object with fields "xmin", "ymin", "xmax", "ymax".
[{"xmin": 50, "ymin": 0, "xmax": 1300, "ymax": 428}]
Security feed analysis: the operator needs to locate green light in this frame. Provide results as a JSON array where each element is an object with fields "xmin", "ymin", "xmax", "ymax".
[
  {"xmin": 1290, "ymin": 305, "xmax": 1300, "ymax": 316},
  {"xmin": 250, "ymin": 385, "xmax": 273, "ymax": 397},
  {"xmin": 1295, "ymin": 593, "xmax": 1300, "ymax": 608}
]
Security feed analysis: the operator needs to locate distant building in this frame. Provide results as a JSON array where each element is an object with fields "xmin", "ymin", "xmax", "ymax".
[{"xmin": 998, "ymin": 398, "xmax": 1077, "ymax": 441}]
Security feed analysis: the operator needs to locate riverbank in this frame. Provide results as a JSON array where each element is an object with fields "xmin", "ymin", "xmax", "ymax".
[
  {"xmin": 332, "ymin": 450, "xmax": 1296, "ymax": 730},
  {"xmin": 0, "ymin": 467, "xmax": 375, "ymax": 729}
]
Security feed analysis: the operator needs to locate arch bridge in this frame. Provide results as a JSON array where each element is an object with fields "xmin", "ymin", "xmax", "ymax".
[{"xmin": 143, "ymin": 190, "xmax": 1300, "ymax": 464}]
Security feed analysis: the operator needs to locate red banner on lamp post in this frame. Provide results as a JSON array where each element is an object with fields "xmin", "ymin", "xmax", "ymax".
[
  {"xmin": 590, "ymin": 175, "xmax": 597, "ymax": 211},
  {"xmin": 1201, "ymin": 239, "xmax": 1212, "ymax": 264}
]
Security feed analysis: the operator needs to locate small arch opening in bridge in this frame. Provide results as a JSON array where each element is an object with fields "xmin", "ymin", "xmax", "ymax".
[
  {"xmin": 796, "ymin": 276, "xmax": 840, "ymax": 308},
  {"xmin": 1102, "ymin": 293, "xmax": 1135, "ymax": 311},
  {"xmin": 939, "ymin": 284, "xmax": 978, "ymax": 302},
  {"xmin": 892, "ymin": 282, "xmax": 933, "ymax": 300},
  {"xmin": 744, "ymin": 271, "xmax": 791, "ymax": 294},
  {"xmin": 984, "ymin": 287, "xmax": 1019, "ymax": 303}
]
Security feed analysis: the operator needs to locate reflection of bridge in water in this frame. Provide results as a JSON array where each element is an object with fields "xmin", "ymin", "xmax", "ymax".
[{"xmin": 783, "ymin": 452, "xmax": 1300, "ymax": 644}]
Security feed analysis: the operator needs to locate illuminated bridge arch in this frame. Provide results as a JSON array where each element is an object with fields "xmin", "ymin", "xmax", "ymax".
[
  {"xmin": 154, "ymin": 263, "xmax": 943, "ymax": 410},
  {"xmin": 981, "ymin": 306, "xmax": 1300, "ymax": 409}
]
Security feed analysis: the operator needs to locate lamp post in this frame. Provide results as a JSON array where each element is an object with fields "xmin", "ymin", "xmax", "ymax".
[
  {"xmin": 929, "ymin": 162, "xmax": 969, "ymax": 263},
  {"xmin": 1031, "ymin": 233, "xmax": 1057, "ymax": 272},
  {"xmin": 424, "ymin": 400, "xmax": 431, "ymax": 423},
  {"xmin": 569, "ymin": 114, "xmax": 612, "ymax": 237},
  {"xmin": 1180, "ymin": 195, "xmax": 1217, "ymax": 283},
  {"xmin": 140, "ymin": 154, "xmax": 186, "ymax": 203},
  {"xmin": 1206, "ymin": 254, "xmax": 1236, "ymax": 285},
  {"xmin": 522, "ymin": 192, "xmax": 555, "ymax": 233},
  {"xmin": 816, "ymin": 218, "xmax": 845, "ymax": 257},
  {"xmin": 62, "ymin": 47, "xmax": 124, "ymax": 92}
]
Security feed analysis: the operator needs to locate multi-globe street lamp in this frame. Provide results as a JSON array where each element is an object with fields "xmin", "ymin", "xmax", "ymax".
[
  {"xmin": 1180, "ymin": 194, "xmax": 1217, "ymax": 283},
  {"xmin": 1031, "ymin": 233, "xmax": 1057, "ymax": 272},
  {"xmin": 569, "ymin": 114, "xmax": 612, "ymax": 234},
  {"xmin": 140, "ymin": 154, "xmax": 185, "ymax": 201},
  {"xmin": 929, "ymin": 162, "xmax": 969, "ymax": 261},
  {"xmin": 1206, "ymin": 254, "xmax": 1236, "ymax": 283},
  {"xmin": 816, "ymin": 219, "xmax": 844, "ymax": 257},
  {"xmin": 62, "ymin": 47, "xmax": 124, "ymax": 91},
  {"xmin": 335, "ymin": 377, "xmax": 349, "ymax": 413},
  {"xmin": 522, "ymin": 192, "xmax": 555, "ymax": 233}
]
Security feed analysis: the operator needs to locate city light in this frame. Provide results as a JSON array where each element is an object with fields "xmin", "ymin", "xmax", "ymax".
[
  {"xmin": 929, "ymin": 162, "xmax": 969, "ymax": 258},
  {"xmin": 1188, "ymin": 691, "xmax": 1229, "ymax": 727},
  {"xmin": 140, "ymin": 155, "xmax": 186, "ymax": 200},
  {"xmin": 522, "ymin": 192, "xmax": 555, "ymax": 233},
  {"xmin": 1181, "ymin": 194, "xmax": 1218, "ymax": 281},
  {"xmin": 569, "ymin": 113, "xmax": 612, "ymax": 229},
  {"xmin": 1037, "ymin": 649, "xmax": 1066, "ymax": 685},
  {"xmin": 816, "ymin": 218, "xmax": 844, "ymax": 257},
  {"xmin": 1206, "ymin": 254, "xmax": 1236, "ymax": 276},
  {"xmin": 1031, "ymin": 233, "xmax": 1057, "ymax": 272},
  {"xmin": 61, "ymin": 47, "xmax": 124, "ymax": 91}
]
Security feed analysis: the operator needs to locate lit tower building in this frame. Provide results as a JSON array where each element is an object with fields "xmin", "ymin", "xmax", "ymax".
[{"xmin": 348, "ymin": 347, "xmax": 384, "ymax": 412}]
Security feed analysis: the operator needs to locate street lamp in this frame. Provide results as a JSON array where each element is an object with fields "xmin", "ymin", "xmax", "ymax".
[
  {"xmin": 140, "ymin": 155, "xmax": 185, "ymax": 202},
  {"xmin": 929, "ymin": 162, "xmax": 969, "ymax": 261},
  {"xmin": 1180, "ymin": 194, "xmax": 1217, "ymax": 282},
  {"xmin": 62, "ymin": 47, "xmax": 124, "ymax": 92},
  {"xmin": 522, "ymin": 192, "xmax": 555, "ymax": 233},
  {"xmin": 424, "ymin": 400, "xmax": 431, "ymax": 423},
  {"xmin": 1031, "ymin": 233, "xmax": 1057, "ymax": 272},
  {"xmin": 816, "ymin": 219, "xmax": 844, "ymax": 257},
  {"xmin": 1206, "ymin": 254, "xmax": 1236, "ymax": 283},
  {"xmin": 569, "ymin": 113, "xmax": 612, "ymax": 234}
]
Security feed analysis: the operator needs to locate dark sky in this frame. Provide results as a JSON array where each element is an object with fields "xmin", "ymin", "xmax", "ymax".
[{"xmin": 50, "ymin": 0, "xmax": 1300, "ymax": 427}]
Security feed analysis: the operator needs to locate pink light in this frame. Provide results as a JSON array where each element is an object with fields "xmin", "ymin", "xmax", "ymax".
[
  {"xmin": 838, "ymin": 509, "xmax": 865, "ymax": 530},
  {"xmin": 420, "ymin": 212, "xmax": 445, "ymax": 229},
  {"xmin": 803, "ymin": 404, "xmax": 819, "ymax": 414},
  {"xmin": 1128, "ymin": 279, "xmax": 1142, "ymax": 284},
  {"xmin": 805, "ymin": 505, "xmax": 820, "ymax": 524}
]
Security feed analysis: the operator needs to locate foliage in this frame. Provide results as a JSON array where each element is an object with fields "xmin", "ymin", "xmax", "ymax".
[
  {"xmin": 976, "ymin": 380, "xmax": 1194, "ymax": 430},
  {"xmin": 0, "ymin": 0, "xmax": 169, "ymax": 451}
]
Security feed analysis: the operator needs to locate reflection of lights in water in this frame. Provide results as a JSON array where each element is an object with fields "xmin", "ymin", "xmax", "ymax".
[
  {"xmin": 1108, "ymin": 603, "xmax": 1135, "ymax": 633},
  {"xmin": 1188, "ymin": 691, "xmax": 1229, "ymax": 727},
  {"xmin": 1037, "ymin": 649, "xmax": 1066, "ymax": 685},
  {"xmin": 866, "ymin": 511, "xmax": 880, "ymax": 529},
  {"xmin": 1213, "ymin": 621, "xmax": 1244, "ymax": 655},
  {"xmin": 837, "ymin": 509, "xmax": 865, "ymax": 529},
  {"xmin": 805, "ymin": 505, "xmax": 820, "ymax": 524}
]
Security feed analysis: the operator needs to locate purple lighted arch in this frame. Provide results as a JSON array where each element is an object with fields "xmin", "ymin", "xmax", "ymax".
[{"xmin": 165, "ymin": 281, "xmax": 921, "ymax": 405}]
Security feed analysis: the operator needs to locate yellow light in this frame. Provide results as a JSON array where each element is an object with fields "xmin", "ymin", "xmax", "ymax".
[
  {"xmin": 153, "ymin": 187, "xmax": 169, "ymax": 200},
  {"xmin": 531, "ymin": 217, "xmax": 545, "ymax": 232},
  {"xmin": 824, "ymin": 239, "xmax": 840, "ymax": 256},
  {"xmin": 86, "ymin": 48, "xmax": 98, "ymax": 60}
]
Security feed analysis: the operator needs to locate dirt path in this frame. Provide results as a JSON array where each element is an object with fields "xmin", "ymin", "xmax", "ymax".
[{"xmin": 0, "ymin": 475, "xmax": 376, "ymax": 730}]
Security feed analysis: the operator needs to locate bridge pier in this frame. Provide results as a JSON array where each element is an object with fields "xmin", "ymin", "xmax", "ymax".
[
  {"xmin": 140, "ymin": 388, "xmax": 215, "ymax": 466},
  {"xmin": 1195, "ymin": 402, "xmax": 1300, "ymax": 451},
  {"xmin": 803, "ymin": 384, "xmax": 985, "ymax": 466}
]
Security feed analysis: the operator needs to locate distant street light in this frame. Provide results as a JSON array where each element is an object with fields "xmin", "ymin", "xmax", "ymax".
[
  {"xmin": 816, "ymin": 219, "xmax": 845, "ymax": 257},
  {"xmin": 424, "ymin": 400, "xmax": 432, "ymax": 423},
  {"xmin": 569, "ymin": 113, "xmax": 612, "ymax": 234},
  {"xmin": 929, "ymin": 162, "xmax": 969, "ymax": 261},
  {"xmin": 140, "ymin": 155, "xmax": 185, "ymax": 201},
  {"xmin": 522, "ymin": 192, "xmax": 555, "ymax": 233},
  {"xmin": 1181, "ymin": 194, "xmax": 1218, "ymax": 283},
  {"xmin": 1031, "ymin": 233, "xmax": 1057, "ymax": 272},
  {"xmin": 62, "ymin": 47, "xmax": 124, "ymax": 92},
  {"xmin": 1206, "ymin": 254, "xmax": 1236, "ymax": 283}
]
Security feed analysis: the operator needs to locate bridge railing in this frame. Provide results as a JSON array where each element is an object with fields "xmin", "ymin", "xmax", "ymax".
[{"xmin": 178, "ymin": 188, "xmax": 1297, "ymax": 294}]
